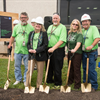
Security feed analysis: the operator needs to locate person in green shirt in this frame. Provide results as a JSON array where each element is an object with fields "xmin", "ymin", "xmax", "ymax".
[
  {"xmin": 67, "ymin": 19, "xmax": 83, "ymax": 90},
  {"xmin": 47, "ymin": 13, "xmax": 67, "ymax": 88},
  {"xmin": 81, "ymin": 14, "xmax": 100, "ymax": 91},
  {"xmin": 8, "ymin": 12, "xmax": 34, "ymax": 86}
]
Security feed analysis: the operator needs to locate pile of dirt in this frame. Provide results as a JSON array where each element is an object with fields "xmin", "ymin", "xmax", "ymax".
[{"xmin": 0, "ymin": 88, "xmax": 100, "ymax": 100}]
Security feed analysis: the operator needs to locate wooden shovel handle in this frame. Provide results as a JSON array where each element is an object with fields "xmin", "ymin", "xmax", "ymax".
[
  {"xmin": 29, "ymin": 60, "xmax": 33, "ymax": 86},
  {"xmin": 66, "ymin": 60, "xmax": 71, "ymax": 84},
  {"xmin": 44, "ymin": 59, "xmax": 50, "ymax": 84},
  {"xmin": 7, "ymin": 55, "xmax": 11, "ymax": 80},
  {"xmin": 86, "ymin": 58, "xmax": 89, "ymax": 83}
]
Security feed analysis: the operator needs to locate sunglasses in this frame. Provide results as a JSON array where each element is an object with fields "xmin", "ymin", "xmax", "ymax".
[{"xmin": 72, "ymin": 23, "xmax": 79, "ymax": 26}]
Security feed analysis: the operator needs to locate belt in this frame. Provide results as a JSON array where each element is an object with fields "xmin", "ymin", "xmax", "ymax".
[{"xmin": 83, "ymin": 49, "xmax": 97, "ymax": 53}]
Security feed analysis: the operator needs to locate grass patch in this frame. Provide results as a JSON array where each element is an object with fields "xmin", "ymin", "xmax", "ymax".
[{"xmin": 0, "ymin": 57, "xmax": 100, "ymax": 90}]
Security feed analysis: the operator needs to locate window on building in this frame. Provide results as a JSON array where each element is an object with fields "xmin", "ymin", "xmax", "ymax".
[{"xmin": 59, "ymin": 0, "xmax": 100, "ymax": 25}]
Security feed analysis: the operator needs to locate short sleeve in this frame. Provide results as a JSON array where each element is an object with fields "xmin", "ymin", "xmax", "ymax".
[
  {"xmin": 12, "ymin": 25, "xmax": 17, "ymax": 37},
  {"xmin": 92, "ymin": 26, "xmax": 100, "ymax": 40},
  {"xmin": 77, "ymin": 33, "xmax": 83, "ymax": 43},
  {"xmin": 59, "ymin": 25, "xmax": 67, "ymax": 43}
]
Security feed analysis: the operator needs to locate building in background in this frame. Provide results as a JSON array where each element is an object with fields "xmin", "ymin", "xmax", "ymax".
[
  {"xmin": 0, "ymin": 0, "xmax": 100, "ymax": 54},
  {"xmin": 57, "ymin": 0, "xmax": 100, "ymax": 31},
  {"xmin": 0, "ymin": 0, "xmax": 56, "ymax": 24}
]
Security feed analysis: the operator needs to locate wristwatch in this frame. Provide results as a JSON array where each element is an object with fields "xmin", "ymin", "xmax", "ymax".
[{"xmin": 91, "ymin": 45, "xmax": 94, "ymax": 48}]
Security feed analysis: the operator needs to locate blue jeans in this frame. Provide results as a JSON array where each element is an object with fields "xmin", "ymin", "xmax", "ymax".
[
  {"xmin": 14, "ymin": 53, "xmax": 28, "ymax": 82},
  {"xmin": 82, "ymin": 51, "xmax": 98, "ymax": 90}
]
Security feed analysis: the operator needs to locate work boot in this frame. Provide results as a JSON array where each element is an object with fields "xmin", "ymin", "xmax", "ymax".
[
  {"xmin": 13, "ymin": 81, "xmax": 20, "ymax": 85},
  {"xmin": 92, "ymin": 88, "xmax": 96, "ymax": 92}
]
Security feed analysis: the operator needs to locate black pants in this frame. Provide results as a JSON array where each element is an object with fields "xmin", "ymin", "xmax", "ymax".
[
  {"xmin": 68, "ymin": 53, "xmax": 82, "ymax": 89},
  {"xmin": 47, "ymin": 47, "xmax": 65, "ymax": 85}
]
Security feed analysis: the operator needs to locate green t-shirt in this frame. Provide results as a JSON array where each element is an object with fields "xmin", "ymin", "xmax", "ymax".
[
  {"xmin": 12, "ymin": 23, "xmax": 34, "ymax": 54},
  {"xmin": 33, "ymin": 33, "xmax": 39, "ymax": 50},
  {"xmin": 47, "ymin": 24, "xmax": 67, "ymax": 48},
  {"xmin": 82, "ymin": 26, "xmax": 100, "ymax": 52},
  {"xmin": 67, "ymin": 32, "xmax": 83, "ymax": 54}
]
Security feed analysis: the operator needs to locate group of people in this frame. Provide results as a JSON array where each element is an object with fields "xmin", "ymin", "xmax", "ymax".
[{"xmin": 8, "ymin": 12, "xmax": 100, "ymax": 92}]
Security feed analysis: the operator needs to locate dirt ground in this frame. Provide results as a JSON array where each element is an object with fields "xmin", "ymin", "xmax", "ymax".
[{"xmin": 0, "ymin": 88, "xmax": 100, "ymax": 100}]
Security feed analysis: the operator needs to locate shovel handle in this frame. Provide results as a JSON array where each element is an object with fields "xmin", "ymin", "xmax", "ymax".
[
  {"xmin": 7, "ymin": 55, "xmax": 11, "ymax": 80},
  {"xmin": 66, "ymin": 60, "xmax": 71, "ymax": 84},
  {"xmin": 44, "ymin": 59, "xmax": 50, "ymax": 84},
  {"xmin": 29, "ymin": 59, "xmax": 33, "ymax": 86},
  {"xmin": 86, "ymin": 58, "xmax": 89, "ymax": 83}
]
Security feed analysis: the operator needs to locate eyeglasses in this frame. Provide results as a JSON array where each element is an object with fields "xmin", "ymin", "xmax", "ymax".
[
  {"xmin": 20, "ymin": 17, "xmax": 28, "ymax": 19},
  {"xmin": 72, "ymin": 23, "xmax": 79, "ymax": 26}
]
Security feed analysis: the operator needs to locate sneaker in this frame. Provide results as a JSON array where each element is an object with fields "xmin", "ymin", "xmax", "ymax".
[
  {"xmin": 74, "ymin": 88, "xmax": 79, "ymax": 91},
  {"xmin": 24, "ymin": 82, "xmax": 26, "ymax": 86},
  {"xmin": 52, "ymin": 85, "xmax": 60, "ymax": 89},
  {"xmin": 13, "ymin": 81, "xmax": 20, "ymax": 85}
]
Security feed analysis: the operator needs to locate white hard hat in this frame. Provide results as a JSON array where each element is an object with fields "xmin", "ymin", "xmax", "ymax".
[
  {"xmin": 35, "ymin": 17, "xmax": 44, "ymax": 25},
  {"xmin": 13, "ymin": 20, "xmax": 19, "ymax": 24},
  {"xmin": 81, "ymin": 14, "xmax": 91, "ymax": 22},
  {"xmin": 31, "ymin": 18, "xmax": 35, "ymax": 22}
]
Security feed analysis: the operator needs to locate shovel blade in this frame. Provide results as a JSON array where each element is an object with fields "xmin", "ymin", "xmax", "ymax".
[
  {"xmin": 39, "ymin": 85, "xmax": 50, "ymax": 94},
  {"xmin": 24, "ymin": 87, "xmax": 30, "ymax": 93},
  {"xmin": 60, "ymin": 86, "xmax": 71, "ymax": 93},
  {"xmin": 81, "ymin": 83, "xmax": 91, "ymax": 93},
  {"xmin": 29, "ymin": 86, "xmax": 35, "ymax": 94},
  {"xmin": 24, "ymin": 86, "xmax": 35, "ymax": 94},
  {"xmin": 4, "ymin": 80, "xmax": 10, "ymax": 90}
]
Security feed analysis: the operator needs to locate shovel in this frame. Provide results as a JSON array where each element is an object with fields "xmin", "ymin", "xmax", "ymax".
[
  {"xmin": 24, "ymin": 53, "xmax": 35, "ymax": 93},
  {"xmin": 39, "ymin": 53, "xmax": 52, "ymax": 94},
  {"xmin": 81, "ymin": 53, "xmax": 91, "ymax": 93},
  {"xmin": 4, "ymin": 47, "xmax": 12, "ymax": 90},
  {"xmin": 60, "ymin": 51, "xmax": 74, "ymax": 93}
]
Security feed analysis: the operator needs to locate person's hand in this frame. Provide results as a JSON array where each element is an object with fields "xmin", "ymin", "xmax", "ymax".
[
  {"xmin": 86, "ymin": 46, "xmax": 93, "ymax": 50},
  {"xmin": 29, "ymin": 49, "xmax": 33, "ymax": 53},
  {"xmin": 71, "ymin": 49, "xmax": 76, "ymax": 53},
  {"xmin": 32, "ymin": 50, "xmax": 36, "ymax": 53},
  {"xmin": 48, "ymin": 48, "xmax": 54, "ymax": 53},
  {"xmin": 8, "ymin": 44, "xmax": 12, "ymax": 49},
  {"xmin": 29, "ymin": 49, "xmax": 36, "ymax": 53},
  {"xmin": 68, "ymin": 30, "xmax": 71, "ymax": 34}
]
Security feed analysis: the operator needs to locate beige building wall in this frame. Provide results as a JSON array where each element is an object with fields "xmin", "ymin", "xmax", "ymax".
[
  {"xmin": 2, "ymin": 0, "xmax": 57, "ymax": 24},
  {"xmin": 0, "ymin": 0, "xmax": 57, "ymax": 53},
  {"xmin": 0, "ymin": 0, "xmax": 3, "ymax": 11}
]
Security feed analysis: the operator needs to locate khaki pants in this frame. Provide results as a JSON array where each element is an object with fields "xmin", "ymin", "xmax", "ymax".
[{"xmin": 26, "ymin": 59, "xmax": 45, "ymax": 88}]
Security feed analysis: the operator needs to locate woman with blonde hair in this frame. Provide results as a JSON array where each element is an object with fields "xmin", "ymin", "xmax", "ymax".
[
  {"xmin": 25, "ymin": 16, "xmax": 48, "ymax": 89},
  {"xmin": 67, "ymin": 19, "xmax": 83, "ymax": 90}
]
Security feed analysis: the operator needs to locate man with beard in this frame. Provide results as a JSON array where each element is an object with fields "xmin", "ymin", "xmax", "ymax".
[
  {"xmin": 8, "ymin": 12, "xmax": 34, "ymax": 86},
  {"xmin": 81, "ymin": 14, "xmax": 100, "ymax": 91},
  {"xmin": 47, "ymin": 13, "xmax": 67, "ymax": 88}
]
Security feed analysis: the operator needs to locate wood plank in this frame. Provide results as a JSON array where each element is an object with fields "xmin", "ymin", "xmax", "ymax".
[
  {"xmin": 0, "ymin": 38, "xmax": 10, "ymax": 41},
  {"xmin": 0, "ymin": 11, "xmax": 19, "ymax": 61}
]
